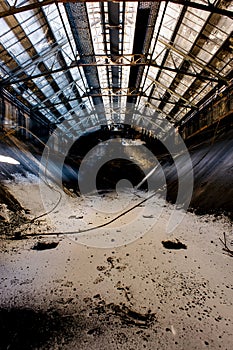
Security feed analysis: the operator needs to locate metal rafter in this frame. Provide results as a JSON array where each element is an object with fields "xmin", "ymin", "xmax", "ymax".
[
  {"xmin": 39, "ymin": 5, "xmax": 84, "ymax": 113},
  {"xmin": 0, "ymin": 0, "xmax": 232, "ymax": 133},
  {"xmin": 65, "ymin": 2, "xmax": 103, "ymax": 107},
  {"xmin": 108, "ymin": 1, "xmax": 120, "ymax": 102},
  {"xmin": 169, "ymin": 33, "xmax": 233, "ymax": 122},
  {"xmin": 137, "ymin": 1, "xmax": 168, "ymax": 108},
  {"xmin": 31, "ymin": 79, "xmax": 84, "ymax": 109},
  {"xmin": 154, "ymin": 1, "xmax": 230, "ymax": 115},
  {"xmin": 1, "ymin": 1, "xmax": 232, "ymax": 19},
  {"xmin": 158, "ymin": 37, "xmax": 229, "ymax": 85},
  {"xmin": 127, "ymin": 2, "xmax": 149, "ymax": 105},
  {"xmin": 0, "ymin": 2, "xmax": 93, "ymax": 136},
  {"xmin": 53, "ymin": 3, "xmax": 86, "ymax": 108},
  {"xmin": 34, "ymin": 91, "xmax": 192, "ymax": 110},
  {"xmin": 147, "ymin": 3, "xmax": 188, "ymax": 106},
  {"xmin": 143, "ymin": 77, "xmax": 196, "ymax": 107},
  {"xmin": 0, "ymin": 40, "xmax": 60, "ymax": 121},
  {"xmin": 1, "ymin": 52, "xmax": 221, "ymax": 87},
  {"xmin": 0, "ymin": 1, "xmax": 82, "ymax": 120},
  {"xmin": 100, "ymin": 2, "xmax": 112, "ymax": 107}
]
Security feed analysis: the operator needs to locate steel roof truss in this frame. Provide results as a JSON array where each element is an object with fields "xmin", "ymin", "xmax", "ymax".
[
  {"xmin": 143, "ymin": 75, "xmax": 196, "ymax": 108},
  {"xmin": 159, "ymin": 37, "xmax": 229, "ymax": 85}
]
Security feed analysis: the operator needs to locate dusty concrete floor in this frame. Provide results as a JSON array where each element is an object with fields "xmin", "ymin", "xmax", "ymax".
[
  {"xmin": 0, "ymin": 132, "xmax": 233, "ymax": 349},
  {"xmin": 0, "ymin": 176, "xmax": 233, "ymax": 350}
]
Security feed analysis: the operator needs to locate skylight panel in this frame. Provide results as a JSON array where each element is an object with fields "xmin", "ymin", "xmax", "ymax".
[
  {"xmin": 15, "ymin": 9, "xmax": 43, "ymax": 35},
  {"xmin": 0, "ymin": 22, "xmax": 20, "ymax": 50},
  {"xmin": 69, "ymin": 100, "xmax": 81, "ymax": 110},
  {"xmin": 69, "ymin": 67, "xmax": 87, "ymax": 88},
  {"xmin": 23, "ymin": 65, "xmax": 41, "ymax": 77},
  {"xmin": 218, "ymin": 60, "xmax": 233, "ymax": 76},
  {"xmin": 165, "ymin": 51, "xmax": 183, "ymax": 69},
  {"xmin": 67, "ymin": 72, "xmax": 88, "ymax": 97},
  {"xmin": 7, "ymin": 0, "xmax": 28, "ymax": 6},
  {"xmin": 43, "ymin": 55, "xmax": 61, "ymax": 70},
  {"xmin": 174, "ymin": 77, "xmax": 195, "ymax": 96},
  {"xmin": 62, "ymin": 86, "xmax": 76, "ymax": 99},
  {"xmin": 174, "ymin": 107, "xmax": 187, "ymax": 122},
  {"xmin": 56, "ymin": 104, "xmax": 68, "ymax": 115},
  {"xmin": 43, "ymin": 3, "xmax": 67, "ymax": 44},
  {"xmin": 21, "ymin": 89, "xmax": 41, "ymax": 106},
  {"xmin": 0, "ymin": 61, "xmax": 11, "ymax": 79},
  {"xmin": 51, "ymin": 72, "xmax": 69, "ymax": 89},
  {"xmin": 61, "ymin": 42, "xmax": 75, "ymax": 66},
  {"xmin": 40, "ymin": 109, "xmax": 57, "ymax": 122},
  {"xmin": 205, "ymin": 23, "xmax": 229, "ymax": 45},
  {"xmin": 159, "ymin": 70, "xmax": 176, "ymax": 87},
  {"xmin": 163, "ymin": 103, "xmax": 174, "ymax": 115},
  {"xmin": 195, "ymin": 44, "xmax": 218, "ymax": 65},
  {"xmin": 40, "ymin": 84, "xmax": 55, "ymax": 98},
  {"xmin": 190, "ymin": 82, "xmax": 215, "ymax": 105},
  {"xmin": 174, "ymin": 29, "xmax": 196, "ymax": 53},
  {"xmin": 32, "ymin": 76, "xmax": 48, "ymax": 89},
  {"xmin": 123, "ymin": 2, "xmax": 138, "ymax": 55},
  {"xmin": 184, "ymin": 8, "xmax": 208, "ymax": 31},
  {"xmin": 160, "ymin": 2, "xmax": 184, "ymax": 43}
]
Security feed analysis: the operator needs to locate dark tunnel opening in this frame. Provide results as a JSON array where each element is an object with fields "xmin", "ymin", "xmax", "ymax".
[
  {"xmin": 62, "ymin": 124, "xmax": 177, "ymax": 201},
  {"xmin": 96, "ymin": 158, "xmax": 148, "ymax": 193}
]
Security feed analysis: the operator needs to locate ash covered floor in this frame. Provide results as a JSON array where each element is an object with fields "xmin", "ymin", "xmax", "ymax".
[
  {"xmin": 0, "ymin": 132, "xmax": 233, "ymax": 349},
  {"xmin": 0, "ymin": 177, "xmax": 233, "ymax": 350}
]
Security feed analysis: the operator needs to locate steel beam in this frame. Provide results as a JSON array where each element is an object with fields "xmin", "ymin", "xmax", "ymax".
[
  {"xmin": 1, "ymin": 57, "xmax": 220, "ymax": 87},
  {"xmin": 31, "ymin": 79, "xmax": 84, "ymax": 109},
  {"xmin": 65, "ymin": 2, "xmax": 103, "ymax": 106},
  {"xmin": 144, "ymin": 77, "xmax": 197, "ymax": 108},
  {"xmin": 30, "ymin": 91, "xmax": 194, "ymax": 110},
  {"xmin": 159, "ymin": 37, "xmax": 229, "ymax": 85},
  {"xmin": 0, "ymin": 1, "xmax": 232, "ymax": 18}
]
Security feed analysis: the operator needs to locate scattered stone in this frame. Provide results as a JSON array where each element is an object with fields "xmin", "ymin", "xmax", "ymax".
[
  {"xmin": 87, "ymin": 327, "xmax": 102, "ymax": 336},
  {"xmin": 93, "ymin": 294, "xmax": 101, "ymax": 299},
  {"xmin": 96, "ymin": 265, "xmax": 106, "ymax": 271},
  {"xmin": 162, "ymin": 239, "xmax": 187, "ymax": 250},
  {"xmin": 107, "ymin": 304, "xmax": 155, "ymax": 328},
  {"xmin": 32, "ymin": 241, "xmax": 59, "ymax": 251},
  {"xmin": 68, "ymin": 215, "xmax": 83, "ymax": 219}
]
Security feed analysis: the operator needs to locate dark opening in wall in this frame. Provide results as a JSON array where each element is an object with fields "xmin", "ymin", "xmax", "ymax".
[
  {"xmin": 96, "ymin": 159, "xmax": 148, "ymax": 193},
  {"xmin": 62, "ymin": 124, "xmax": 177, "ymax": 200}
]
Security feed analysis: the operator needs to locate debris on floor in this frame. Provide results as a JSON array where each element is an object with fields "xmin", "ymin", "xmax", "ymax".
[
  {"xmin": 32, "ymin": 241, "xmax": 59, "ymax": 251},
  {"xmin": 110, "ymin": 304, "xmax": 155, "ymax": 328},
  {"xmin": 219, "ymin": 232, "xmax": 233, "ymax": 257},
  {"xmin": 161, "ymin": 239, "xmax": 187, "ymax": 250},
  {"xmin": 1, "ymin": 170, "xmax": 233, "ymax": 350}
]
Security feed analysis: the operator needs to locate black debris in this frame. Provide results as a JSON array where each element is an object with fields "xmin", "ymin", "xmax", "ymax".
[
  {"xmin": 32, "ymin": 241, "xmax": 59, "ymax": 251},
  {"xmin": 162, "ymin": 239, "xmax": 187, "ymax": 250}
]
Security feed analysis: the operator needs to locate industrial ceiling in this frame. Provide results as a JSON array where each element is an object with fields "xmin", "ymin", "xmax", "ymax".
[{"xmin": 0, "ymin": 0, "xmax": 232, "ymax": 139}]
